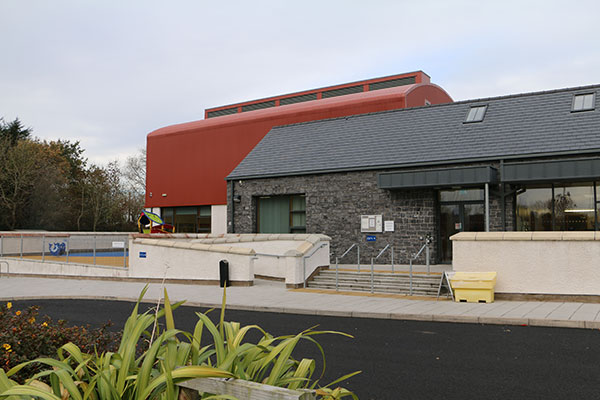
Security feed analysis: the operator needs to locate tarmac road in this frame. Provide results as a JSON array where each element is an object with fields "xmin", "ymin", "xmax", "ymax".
[{"xmin": 9, "ymin": 299, "xmax": 600, "ymax": 400}]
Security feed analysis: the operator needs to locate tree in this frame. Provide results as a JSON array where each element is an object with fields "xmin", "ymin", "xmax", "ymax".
[
  {"xmin": 0, "ymin": 118, "xmax": 32, "ymax": 145},
  {"xmin": 122, "ymin": 148, "xmax": 146, "ymax": 197},
  {"xmin": 0, "ymin": 139, "xmax": 44, "ymax": 229}
]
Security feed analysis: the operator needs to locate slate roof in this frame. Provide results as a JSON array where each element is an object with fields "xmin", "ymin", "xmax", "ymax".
[{"xmin": 227, "ymin": 84, "xmax": 600, "ymax": 180}]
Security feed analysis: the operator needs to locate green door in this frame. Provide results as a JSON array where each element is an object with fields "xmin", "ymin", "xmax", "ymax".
[{"xmin": 258, "ymin": 196, "xmax": 290, "ymax": 233}]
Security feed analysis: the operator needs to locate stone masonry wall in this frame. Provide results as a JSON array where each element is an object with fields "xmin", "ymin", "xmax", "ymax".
[{"xmin": 228, "ymin": 169, "xmax": 514, "ymax": 265}]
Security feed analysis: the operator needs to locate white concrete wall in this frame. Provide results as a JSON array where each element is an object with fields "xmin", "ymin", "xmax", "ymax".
[
  {"xmin": 452, "ymin": 231, "xmax": 600, "ymax": 296},
  {"xmin": 129, "ymin": 234, "xmax": 331, "ymax": 286},
  {"xmin": 0, "ymin": 258, "xmax": 128, "ymax": 278},
  {"xmin": 129, "ymin": 239, "xmax": 254, "ymax": 283},
  {"xmin": 211, "ymin": 205, "xmax": 227, "ymax": 235}
]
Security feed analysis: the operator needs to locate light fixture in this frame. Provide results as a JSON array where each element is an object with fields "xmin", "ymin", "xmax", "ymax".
[
  {"xmin": 162, "ymin": 193, "xmax": 167, "ymax": 197},
  {"xmin": 564, "ymin": 209, "xmax": 594, "ymax": 213}
]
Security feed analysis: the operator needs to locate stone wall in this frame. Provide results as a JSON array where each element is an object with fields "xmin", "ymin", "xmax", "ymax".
[{"xmin": 228, "ymin": 169, "xmax": 514, "ymax": 264}]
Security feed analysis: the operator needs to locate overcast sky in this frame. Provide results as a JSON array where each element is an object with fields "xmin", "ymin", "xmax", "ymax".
[{"xmin": 1, "ymin": 1, "xmax": 599, "ymax": 165}]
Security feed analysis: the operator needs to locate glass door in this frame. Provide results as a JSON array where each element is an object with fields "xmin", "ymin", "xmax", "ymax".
[
  {"xmin": 440, "ymin": 205, "xmax": 460, "ymax": 263},
  {"xmin": 439, "ymin": 190, "xmax": 485, "ymax": 263}
]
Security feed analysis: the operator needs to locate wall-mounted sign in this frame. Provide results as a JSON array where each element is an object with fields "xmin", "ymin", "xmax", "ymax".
[
  {"xmin": 366, "ymin": 235, "xmax": 376, "ymax": 242},
  {"xmin": 384, "ymin": 220, "xmax": 394, "ymax": 232},
  {"xmin": 139, "ymin": 251, "xmax": 147, "ymax": 258},
  {"xmin": 361, "ymin": 215, "xmax": 383, "ymax": 233},
  {"xmin": 112, "ymin": 241, "xmax": 125, "ymax": 248}
]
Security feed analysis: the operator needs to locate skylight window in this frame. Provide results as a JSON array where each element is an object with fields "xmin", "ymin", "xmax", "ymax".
[
  {"xmin": 572, "ymin": 93, "xmax": 595, "ymax": 112},
  {"xmin": 465, "ymin": 105, "xmax": 487, "ymax": 123}
]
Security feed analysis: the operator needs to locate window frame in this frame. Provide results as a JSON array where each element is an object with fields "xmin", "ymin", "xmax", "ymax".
[
  {"xmin": 464, "ymin": 105, "xmax": 488, "ymax": 123},
  {"xmin": 571, "ymin": 93, "xmax": 595, "ymax": 112}
]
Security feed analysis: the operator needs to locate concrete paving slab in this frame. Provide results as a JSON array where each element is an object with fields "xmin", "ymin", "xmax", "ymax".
[
  {"xmin": 524, "ymin": 302, "xmax": 564, "ymax": 319},
  {"xmin": 546, "ymin": 302, "xmax": 583, "ymax": 320},
  {"xmin": 569, "ymin": 303, "xmax": 600, "ymax": 321},
  {"xmin": 477, "ymin": 301, "xmax": 525, "ymax": 317},
  {"xmin": 500, "ymin": 301, "xmax": 544, "ymax": 318}
]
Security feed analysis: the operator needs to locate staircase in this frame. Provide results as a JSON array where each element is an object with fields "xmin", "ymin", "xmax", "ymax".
[{"xmin": 308, "ymin": 268, "xmax": 444, "ymax": 297}]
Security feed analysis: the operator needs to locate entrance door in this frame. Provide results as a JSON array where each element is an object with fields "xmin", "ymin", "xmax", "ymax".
[{"xmin": 439, "ymin": 202, "xmax": 485, "ymax": 263}]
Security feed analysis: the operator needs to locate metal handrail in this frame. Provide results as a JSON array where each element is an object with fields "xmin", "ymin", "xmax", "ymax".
[
  {"xmin": 302, "ymin": 242, "xmax": 328, "ymax": 288},
  {"xmin": 334, "ymin": 243, "xmax": 359, "ymax": 291},
  {"xmin": 339, "ymin": 243, "xmax": 356, "ymax": 259},
  {"xmin": 369, "ymin": 244, "xmax": 393, "ymax": 293},
  {"xmin": 408, "ymin": 234, "xmax": 432, "ymax": 295}
]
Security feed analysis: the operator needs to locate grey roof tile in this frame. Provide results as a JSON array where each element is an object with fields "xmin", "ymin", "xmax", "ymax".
[{"xmin": 227, "ymin": 85, "xmax": 600, "ymax": 180}]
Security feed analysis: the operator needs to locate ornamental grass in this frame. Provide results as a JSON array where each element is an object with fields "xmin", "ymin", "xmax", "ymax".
[{"xmin": 0, "ymin": 286, "xmax": 359, "ymax": 399}]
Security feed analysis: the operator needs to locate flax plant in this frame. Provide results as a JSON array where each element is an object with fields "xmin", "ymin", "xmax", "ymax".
[{"xmin": 0, "ymin": 286, "xmax": 359, "ymax": 400}]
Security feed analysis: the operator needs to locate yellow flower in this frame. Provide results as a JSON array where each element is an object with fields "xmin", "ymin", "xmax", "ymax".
[
  {"xmin": 2, "ymin": 344, "xmax": 10, "ymax": 351},
  {"xmin": 42, "ymin": 322, "xmax": 48, "ymax": 327},
  {"xmin": 15, "ymin": 311, "xmax": 21, "ymax": 316},
  {"xmin": 6, "ymin": 302, "xmax": 11, "ymax": 310},
  {"xmin": 28, "ymin": 317, "xmax": 35, "ymax": 324}
]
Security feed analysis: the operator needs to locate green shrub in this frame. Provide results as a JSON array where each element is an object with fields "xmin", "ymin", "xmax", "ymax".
[
  {"xmin": 0, "ymin": 302, "xmax": 121, "ymax": 382},
  {"xmin": 0, "ymin": 287, "xmax": 359, "ymax": 399}
]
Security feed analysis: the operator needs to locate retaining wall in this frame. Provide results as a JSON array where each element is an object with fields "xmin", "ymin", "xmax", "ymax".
[{"xmin": 452, "ymin": 231, "xmax": 600, "ymax": 296}]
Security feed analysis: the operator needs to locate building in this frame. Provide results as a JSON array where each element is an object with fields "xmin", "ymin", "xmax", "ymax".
[
  {"xmin": 145, "ymin": 71, "xmax": 453, "ymax": 233},
  {"xmin": 226, "ymin": 85, "xmax": 600, "ymax": 264}
]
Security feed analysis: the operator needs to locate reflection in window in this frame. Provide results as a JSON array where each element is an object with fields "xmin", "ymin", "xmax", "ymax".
[
  {"xmin": 160, "ymin": 206, "xmax": 212, "ymax": 233},
  {"xmin": 554, "ymin": 185, "xmax": 595, "ymax": 230},
  {"xmin": 516, "ymin": 188, "xmax": 552, "ymax": 231},
  {"xmin": 516, "ymin": 183, "xmax": 596, "ymax": 231}
]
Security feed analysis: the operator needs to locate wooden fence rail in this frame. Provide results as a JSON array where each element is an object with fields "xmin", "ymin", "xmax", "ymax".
[{"xmin": 177, "ymin": 377, "xmax": 316, "ymax": 400}]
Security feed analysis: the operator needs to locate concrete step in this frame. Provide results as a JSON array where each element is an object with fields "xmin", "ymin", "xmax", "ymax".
[
  {"xmin": 308, "ymin": 269, "xmax": 445, "ymax": 296},
  {"xmin": 314, "ymin": 274, "xmax": 439, "ymax": 285},
  {"xmin": 307, "ymin": 282, "xmax": 438, "ymax": 296}
]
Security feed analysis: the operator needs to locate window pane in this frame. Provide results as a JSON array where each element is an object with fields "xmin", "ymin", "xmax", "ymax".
[
  {"xmin": 440, "ymin": 189, "xmax": 484, "ymax": 202},
  {"xmin": 197, "ymin": 216, "xmax": 211, "ymax": 233},
  {"xmin": 199, "ymin": 206, "xmax": 211, "ymax": 216},
  {"xmin": 176, "ymin": 206, "xmax": 197, "ymax": 215},
  {"xmin": 573, "ymin": 95, "xmax": 584, "ymax": 110},
  {"xmin": 466, "ymin": 108, "xmax": 477, "ymax": 122},
  {"xmin": 474, "ymin": 106, "xmax": 486, "ymax": 121},
  {"xmin": 583, "ymin": 94, "xmax": 594, "ymax": 110},
  {"xmin": 175, "ymin": 213, "xmax": 196, "ymax": 233},
  {"xmin": 291, "ymin": 195, "xmax": 306, "ymax": 211},
  {"xmin": 554, "ymin": 183, "xmax": 595, "ymax": 231},
  {"xmin": 516, "ymin": 187, "xmax": 552, "ymax": 231},
  {"xmin": 161, "ymin": 208, "xmax": 174, "ymax": 225},
  {"xmin": 291, "ymin": 212, "xmax": 306, "ymax": 228}
]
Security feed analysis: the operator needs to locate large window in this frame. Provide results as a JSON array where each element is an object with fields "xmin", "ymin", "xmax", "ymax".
[
  {"xmin": 161, "ymin": 206, "xmax": 211, "ymax": 233},
  {"xmin": 257, "ymin": 194, "xmax": 306, "ymax": 233},
  {"xmin": 516, "ymin": 183, "xmax": 597, "ymax": 231}
]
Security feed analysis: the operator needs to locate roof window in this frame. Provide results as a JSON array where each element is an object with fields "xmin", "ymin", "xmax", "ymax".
[
  {"xmin": 572, "ymin": 93, "xmax": 595, "ymax": 112},
  {"xmin": 465, "ymin": 105, "xmax": 487, "ymax": 123}
]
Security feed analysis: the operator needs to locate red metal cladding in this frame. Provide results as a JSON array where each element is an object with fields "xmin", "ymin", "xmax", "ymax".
[{"xmin": 146, "ymin": 82, "xmax": 452, "ymax": 208}]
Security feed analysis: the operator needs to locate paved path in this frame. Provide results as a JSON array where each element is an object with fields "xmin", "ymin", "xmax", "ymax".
[{"xmin": 1, "ymin": 276, "xmax": 599, "ymax": 329}]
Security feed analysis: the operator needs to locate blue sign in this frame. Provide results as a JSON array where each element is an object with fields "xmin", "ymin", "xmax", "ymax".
[
  {"xmin": 139, "ymin": 251, "xmax": 147, "ymax": 258},
  {"xmin": 366, "ymin": 235, "xmax": 376, "ymax": 242}
]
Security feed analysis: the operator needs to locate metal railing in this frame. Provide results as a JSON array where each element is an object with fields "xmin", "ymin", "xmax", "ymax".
[
  {"xmin": 369, "ymin": 244, "xmax": 392, "ymax": 293},
  {"xmin": 334, "ymin": 243, "xmax": 358, "ymax": 291},
  {"xmin": 302, "ymin": 242, "xmax": 328, "ymax": 288},
  {"xmin": 0, "ymin": 233, "xmax": 130, "ymax": 268},
  {"xmin": 408, "ymin": 234, "xmax": 432, "ymax": 295}
]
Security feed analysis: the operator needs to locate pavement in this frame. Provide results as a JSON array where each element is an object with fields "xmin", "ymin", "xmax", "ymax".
[{"xmin": 2, "ymin": 275, "xmax": 600, "ymax": 330}]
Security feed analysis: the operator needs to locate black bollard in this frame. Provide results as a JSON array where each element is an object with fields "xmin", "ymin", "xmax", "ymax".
[{"xmin": 219, "ymin": 259, "xmax": 230, "ymax": 287}]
